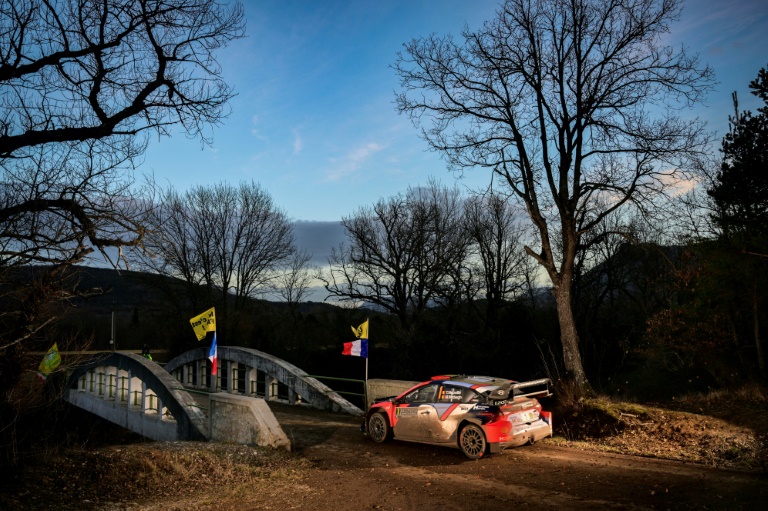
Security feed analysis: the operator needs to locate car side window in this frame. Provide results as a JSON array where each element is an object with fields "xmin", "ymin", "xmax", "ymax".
[
  {"xmin": 402, "ymin": 383, "xmax": 439, "ymax": 404},
  {"xmin": 437, "ymin": 385, "xmax": 465, "ymax": 403},
  {"xmin": 462, "ymin": 388, "xmax": 482, "ymax": 403}
]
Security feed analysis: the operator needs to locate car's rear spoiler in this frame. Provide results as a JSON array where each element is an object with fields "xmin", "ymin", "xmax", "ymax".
[{"xmin": 511, "ymin": 378, "xmax": 552, "ymax": 399}]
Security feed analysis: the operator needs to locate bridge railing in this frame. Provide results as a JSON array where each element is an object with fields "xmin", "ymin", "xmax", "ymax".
[
  {"xmin": 65, "ymin": 353, "xmax": 209, "ymax": 442},
  {"xmin": 307, "ymin": 375, "xmax": 366, "ymax": 409},
  {"xmin": 76, "ymin": 368, "xmax": 171, "ymax": 417},
  {"xmin": 164, "ymin": 346, "xmax": 365, "ymax": 416}
]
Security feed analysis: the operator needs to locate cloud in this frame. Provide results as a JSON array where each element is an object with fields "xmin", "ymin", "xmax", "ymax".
[
  {"xmin": 292, "ymin": 220, "xmax": 347, "ymax": 265},
  {"xmin": 293, "ymin": 130, "xmax": 303, "ymax": 154},
  {"xmin": 250, "ymin": 114, "xmax": 268, "ymax": 141},
  {"xmin": 325, "ymin": 142, "xmax": 384, "ymax": 181},
  {"xmin": 657, "ymin": 171, "xmax": 702, "ymax": 198}
]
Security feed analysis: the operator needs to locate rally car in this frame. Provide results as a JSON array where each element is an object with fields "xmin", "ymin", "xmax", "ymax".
[{"xmin": 364, "ymin": 375, "xmax": 553, "ymax": 459}]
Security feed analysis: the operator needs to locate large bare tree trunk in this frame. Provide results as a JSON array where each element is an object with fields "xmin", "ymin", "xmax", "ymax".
[
  {"xmin": 545, "ymin": 217, "xmax": 591, "ymax": 392},
  {"xmin": 552, "ymin": 271, "xmax": 589, "ymax": 390}
]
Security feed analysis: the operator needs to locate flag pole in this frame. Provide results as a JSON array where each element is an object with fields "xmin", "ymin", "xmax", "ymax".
[{"xmin": 365, "ymin": 317, "xmax": 369, "ymax": 409}]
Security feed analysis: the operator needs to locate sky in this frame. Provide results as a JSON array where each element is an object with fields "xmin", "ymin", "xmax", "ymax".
[{"xmin": 140, "ymin": 0, "xmax": 768, "ymax": 264}]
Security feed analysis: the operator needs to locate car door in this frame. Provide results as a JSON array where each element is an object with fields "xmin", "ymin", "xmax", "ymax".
[
  {"xmin": 393, "ymin": 383, "xmax": 440, "ymax": 441},
  {"xmin": 431, "ymin": 384, "xmax": 481, "ymax": 442}
]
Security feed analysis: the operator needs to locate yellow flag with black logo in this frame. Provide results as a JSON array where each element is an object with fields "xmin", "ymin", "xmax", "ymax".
[
  {"xmin": 37, "ymin": 343, "xmax": 61, "ymax": 381},
  {"xmin": 190, "ymin": 307, "xmax": 216, "ymax": 341},
  {"xmin": 350, "ymin": 319, "xmax": 368, "ymax": 340}
]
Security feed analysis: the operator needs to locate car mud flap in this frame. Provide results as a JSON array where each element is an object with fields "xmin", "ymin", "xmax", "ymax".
[{"xmin": 489, "ymin": 442, "xmax": 503, "ymax": 454}]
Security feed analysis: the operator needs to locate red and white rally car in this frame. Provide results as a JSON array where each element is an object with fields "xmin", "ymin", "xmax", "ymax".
[{"xmin": 364, "ymin": 375, "xmax": 553, "ymax": 459}]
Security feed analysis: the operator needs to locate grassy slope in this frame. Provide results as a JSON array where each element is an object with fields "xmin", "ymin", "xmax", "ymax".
[{"xmin": 552, "ymin": 387, "xmax": 768, "ymax": 470}]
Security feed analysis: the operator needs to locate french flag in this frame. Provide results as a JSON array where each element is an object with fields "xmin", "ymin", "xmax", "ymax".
[
  {"xmin": 208, "ymin": 332, "xmax": 218, "ymax": 375},
  {"xmin": 342, "ymin": 339, "xmax": 368, "ymax": 358}
]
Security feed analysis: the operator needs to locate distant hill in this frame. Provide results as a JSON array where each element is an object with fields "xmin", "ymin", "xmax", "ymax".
[{"xmin": 53, "ymin": 266, "xmax": 343, "ymax": 355}]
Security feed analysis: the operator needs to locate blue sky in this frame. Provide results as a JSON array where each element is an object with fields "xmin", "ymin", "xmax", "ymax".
[{"xmin": 140, "ymin": 0, "xmax": 768, "ymax": 262}]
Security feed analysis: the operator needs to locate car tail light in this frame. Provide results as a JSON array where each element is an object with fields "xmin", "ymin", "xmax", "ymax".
[{"xmin": 476, "ymin": 410, "xmax": 502, "ymax": 423}]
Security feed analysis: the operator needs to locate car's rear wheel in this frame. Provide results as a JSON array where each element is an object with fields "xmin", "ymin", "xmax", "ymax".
[
  {"xmin": 367, "ymin": 413, "xmax": 392, "ymax": 443},
  {"xmin": 459, "ymin": 424, "xmax": 487, "ymax": 459}
]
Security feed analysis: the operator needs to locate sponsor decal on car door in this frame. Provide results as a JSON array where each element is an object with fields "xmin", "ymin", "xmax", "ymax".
[{"xmin": 393, "ymin": 383, "xmax": 440, "ymax": 440}]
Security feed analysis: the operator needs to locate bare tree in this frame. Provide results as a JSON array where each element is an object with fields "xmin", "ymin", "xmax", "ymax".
[
  {"xmin": 0, "ymin": 0, "xmax": 244, "ymax": 470},
  {"xmin": 394, "ymin": 0, "xmax": 713, "ymax": 390},
  {"xmin": 1, "ymin": 0, "xmax": 245, "ymax": 326},
  {"xmin": 139, "ymin": 181, "xmax": 296, "ymax": 339},
  {"xmin": 464, "ymin": 192, "xmax": 535, "ymax": 329},
  {"xmin": 1, "ymin": 0, "xmax": 245, "ymax": 158},
  {"xmin": 274, "ymin": 250, "xmax": 315, "ymax": 316},
  {"xmin": 323, "ymin": 181, "xmax": 470, "ymax": 331}
]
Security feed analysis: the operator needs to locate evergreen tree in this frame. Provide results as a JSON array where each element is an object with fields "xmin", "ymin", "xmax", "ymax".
[
  {"xmin": 707, "ymin": 66, "xmax": 768, "ymax": 377},
  {"xmin": 709, "ymin": 67, "xmax": 768, "ymax": 250}
]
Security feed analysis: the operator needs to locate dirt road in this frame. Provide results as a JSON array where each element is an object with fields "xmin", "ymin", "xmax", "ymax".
[
  {"xmin": 4, "ymin": 403, "xmax": 765, "ymax": 511},
  {"xmin": 270, "ymin": 404, "xmax": 766, "ymax": 511}
]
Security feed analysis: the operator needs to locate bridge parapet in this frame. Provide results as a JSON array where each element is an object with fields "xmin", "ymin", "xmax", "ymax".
[
  {"xmin": 64, "ymin": 353, "xmax": 208, "ymax": 442},
  {"xmin": 165, "ymin": 346, "xmax": 363, "ymax": 416}
]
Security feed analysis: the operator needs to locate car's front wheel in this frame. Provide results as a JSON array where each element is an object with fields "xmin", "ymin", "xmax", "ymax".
[
  {"xmin": 367, "ymin": 413, "xmax": 392, "ymax": 443},
  {"xmin": 459, "ymin": 424, "xmax": 487, "ymax": 459}
]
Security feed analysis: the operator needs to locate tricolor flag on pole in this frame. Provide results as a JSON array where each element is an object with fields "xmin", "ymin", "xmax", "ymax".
[
  {"xmin": 342, "ymin": 338, "xmax": 368, "ymax": 358},
  {"xmin": 343, "ymin": 319, "xmax": 369, "ymax": 358},
  {"xmin": 343, "ymin": 319, "xmax": 370, "ymax": 407},
  {"xmin": 208, "ymin": 332, "xmax": 218, "ymax": 376},
  {"xmin": 190, "ymin": 308, "xmax": 217, "ymax": 375}
]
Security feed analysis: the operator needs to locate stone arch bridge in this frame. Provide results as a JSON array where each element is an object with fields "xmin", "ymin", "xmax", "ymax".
[{"xmin": 63, "ymin": 346, "xmax": 363, "ymax": 443}]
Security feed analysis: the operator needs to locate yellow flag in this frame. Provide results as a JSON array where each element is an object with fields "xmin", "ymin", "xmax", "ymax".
[
  {"xmin": 190, "ymin": 307, "xmax": 216, "ymax": 341},
  {"xmin": 350, "ymin": 319, "xmax": 368, "ymax": 339},
  {"xmin": 37, "ymin": 343, "xmax": 61, "ymax": 380}
]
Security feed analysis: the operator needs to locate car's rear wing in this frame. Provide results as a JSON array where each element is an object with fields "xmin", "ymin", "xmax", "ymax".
[{"xmin": 511, "ymin": 378, "xmax": 552, "ymax": 399}]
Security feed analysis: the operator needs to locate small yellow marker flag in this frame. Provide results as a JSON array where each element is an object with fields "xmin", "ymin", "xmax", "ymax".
[
  {"xmin": 350, "ymin": 319, "xmax": 369, "ymax": 340},
  {"xmin": 37, "ymin": 343, "xmax": 61, "ymax": 381},
  {"xmin": 189, "ymin": 307, "xmax": 216, "ymax": 341}
]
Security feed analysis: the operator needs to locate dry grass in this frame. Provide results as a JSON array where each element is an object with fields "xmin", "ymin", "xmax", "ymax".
[
  {"xmin": 552, "ymin": 385, "xmax": 768, "ymax": 471},
  {"xmin": 0, "ymin": 442, "xmax": 309, "ymax": 511}
]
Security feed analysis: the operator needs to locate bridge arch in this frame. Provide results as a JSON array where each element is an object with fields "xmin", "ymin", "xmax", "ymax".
[
  {"xmin": 64, "ymin": 353, "xmax": 208, "ymax": 442},
  {"xmin": 165, "ymin": 346, "xmax": 363, "ymax": 416}
]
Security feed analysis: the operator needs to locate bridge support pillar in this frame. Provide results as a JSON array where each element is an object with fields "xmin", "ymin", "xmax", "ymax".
[
  {"xmin": 127, "ymin": 372, "xmax": 135, "ymax": 408},
  {"xmin": 267, "ymin": 376, "xmax": 278, "ymax": 401},
  {"xmin": 131, "ymin": 375, "xmax": 143, "ymax": 409},
  {"xmin": 246, "ymin": 367, "xmax": 257, "ymax": 397},
  {"xmin": 196, "ymin": 360, "xmax": 205, "ymax": 389},
  {"xmin": 115, "ymin": 369, "xmax": 124, "ymax": 404},
  {"xmin": 105, "ymin": 366, "xmax": 115, "ymax": 400},
  {"xmin": 141, "ymin": 381, "xmax": 148, "ymax": 413},
  {"xmin": 227, "ymin": 362, "xmax": 236, "ymax": 394}
]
